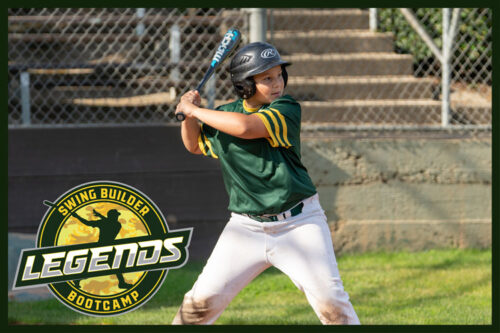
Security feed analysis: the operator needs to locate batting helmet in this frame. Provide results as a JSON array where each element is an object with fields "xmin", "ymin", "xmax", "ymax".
[
  {"xmin": 228, "ymin": 42, "xmax": 290, "ymax": 99},
  {"xmin": 107, "ymin": 209, "xmax": 121, "ymax": 218}
]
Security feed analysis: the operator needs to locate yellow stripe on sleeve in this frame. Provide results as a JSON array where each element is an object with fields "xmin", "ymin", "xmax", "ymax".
[
  {"xmin": 265, "ymin": 138, "xmax": 275, "ymax": 146},
  {"xmin": 204, "ymin": 134, "xmax": 219, "ymax": 159},
  {"xmin": 198, "ymin": 134, "xmax": 208, "ymax": 156},
  {"xmin": 255, "ymin": 113, "xmax": 279, "ymax": 147},
  {"xmin": 261, "ymin": 110, "xmax": 287, "ymax": 147},
  {"xmin": 270, "ymin": 108, "xmax": 292, "ymax": 147}
]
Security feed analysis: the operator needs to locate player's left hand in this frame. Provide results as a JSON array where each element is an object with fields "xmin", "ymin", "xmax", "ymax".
[{"xmin": 176, "ymin": 90, "xmax": 201, "ymax": 118}]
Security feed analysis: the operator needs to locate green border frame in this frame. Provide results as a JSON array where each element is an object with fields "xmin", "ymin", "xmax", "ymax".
[{"xmin": 4, "ymin": 1, "xmax": 498, "ymax": 332}]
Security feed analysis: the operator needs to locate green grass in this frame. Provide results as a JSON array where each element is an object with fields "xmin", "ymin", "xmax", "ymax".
[{"xmin": 8, "ymin": 248, "xmax": 492, "ymax": 325}]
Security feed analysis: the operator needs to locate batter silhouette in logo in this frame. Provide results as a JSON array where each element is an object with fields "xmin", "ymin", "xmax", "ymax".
[{"xmin": 71, "ymin": 208, "xmax": 133, "ymax": 289}]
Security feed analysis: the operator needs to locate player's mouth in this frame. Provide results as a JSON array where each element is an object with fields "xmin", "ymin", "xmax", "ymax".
[{"xmin": 271, "ymin": 91, "xmax": 282, "ymax": 98}]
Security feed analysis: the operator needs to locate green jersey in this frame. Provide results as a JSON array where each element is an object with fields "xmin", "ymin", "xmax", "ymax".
[{"xmin": 198, "ymin": 95, "xmax": 317, "ymax": 215}]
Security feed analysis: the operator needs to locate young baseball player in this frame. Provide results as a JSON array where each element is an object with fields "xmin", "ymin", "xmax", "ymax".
[{"xmin": 172, "ymin": 41, "xmax": 360, "ymax": 325}]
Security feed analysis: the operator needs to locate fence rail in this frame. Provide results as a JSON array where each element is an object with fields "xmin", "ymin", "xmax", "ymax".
[{"xmin": 8, "ymin": 8, "xmax": 491, "ymax": 136}]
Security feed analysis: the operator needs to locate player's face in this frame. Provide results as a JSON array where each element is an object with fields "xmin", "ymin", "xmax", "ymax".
[{"xmin": 248, "ymin": 65, "xmax": 284, "ymax": 106}]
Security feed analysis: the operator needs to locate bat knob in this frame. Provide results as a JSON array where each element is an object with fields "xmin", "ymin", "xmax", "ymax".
[{"xmin": 176, "ymin": 112, "xmax": 186, "ymax": 122}]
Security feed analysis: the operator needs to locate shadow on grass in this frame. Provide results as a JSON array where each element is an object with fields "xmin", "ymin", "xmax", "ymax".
[
  {"xmin": 351, "ymin": 251, "xmax": 491, "ymax": 324},
  {"xmin": 342, "ymin": 249, "xmax": 491, "ymax": 271}
]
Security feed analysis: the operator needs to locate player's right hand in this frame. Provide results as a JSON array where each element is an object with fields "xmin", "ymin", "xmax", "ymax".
[
  {"xmin": 182, "ymin": 90, "xmax": 201, "ymax": 106},
  {"xmin": 176, "ymin": 90, "xmax": 201, "ymax": 119}
]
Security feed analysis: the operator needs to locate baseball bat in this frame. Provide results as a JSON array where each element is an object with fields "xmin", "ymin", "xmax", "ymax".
[
  {"xmin": 176, "ymin": 28, "xmax": 241, "ymax": 122},
  {"xmin": 43, "ymin": 200, "xmax": 57, "ymax": 208}
]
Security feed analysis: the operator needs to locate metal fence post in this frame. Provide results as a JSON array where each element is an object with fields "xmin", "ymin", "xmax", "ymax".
[
  {"xmin": 136, "ymin": 8, "xmax": 145, "ymax": 36},
  {"xmin": 269, "ymin": 9, "xmax": 274, "ymax": 43},
  {"xmin": 400, "ymin": 9, "xmax": 443, "ymax": 61},
  {"xmin": 441, "ymin": 8, "xmax": 451, "ymax": 127},
  {"xmin": 369, "ymin": 8, "xmax": 378, "ymax": 31},
  {"xmin": 169, "ymin": 24, "xmax": 181, "ymax": 100},
  {"xmin": 249, "ymin": 8, "xmax": 266, "ymax": 42},
  {"xmin": 20, "ymin": 71, "xmax": 31, "ymax": 126}
]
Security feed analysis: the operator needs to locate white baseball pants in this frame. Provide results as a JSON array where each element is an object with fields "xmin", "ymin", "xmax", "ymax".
[{"xmin": 172, "ymin": 194, "xmax": 360, "ymax": 325}]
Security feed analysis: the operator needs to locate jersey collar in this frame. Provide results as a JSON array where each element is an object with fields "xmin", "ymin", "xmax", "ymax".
[{"xmin": 243, "ymin": 100, "xmax": 262, "ymax": 113}]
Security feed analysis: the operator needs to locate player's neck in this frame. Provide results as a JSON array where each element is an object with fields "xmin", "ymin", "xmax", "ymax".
[{"xmin": 243, "ymin": 99, "xmax": 262, "ymax": 111}]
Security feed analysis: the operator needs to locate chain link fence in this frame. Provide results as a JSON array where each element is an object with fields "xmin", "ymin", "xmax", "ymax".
[
  {"xmin": 8, "ymin": 8, "xmax": 491, "ymax": 136},
  {"xmin": 268, "ymin": 8, "xmax": 491, "ymax": 133},
  {"xmin": 8, "ymin": 8, "xmax": 248, "ymax": 126},
  {"xmin": 378, "ymin": 8, "xmax": 491, "ymax": 128}
]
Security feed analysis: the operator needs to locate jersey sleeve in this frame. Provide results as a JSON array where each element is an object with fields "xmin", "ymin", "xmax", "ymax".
[
  {"xmin": 255, "ymin": 96, "xmax": 301, "ymax": 148},
  {"xmin": 198, "ymin": 123, "xmax": 219, "ymax": 159}
]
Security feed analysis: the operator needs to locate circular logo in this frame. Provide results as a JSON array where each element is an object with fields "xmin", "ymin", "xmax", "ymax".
[
  {"xmin": 23, "ymin": 181, "xmax": 191, "ymax": 316},
  {"xmin": 261, "ymin": 48, "xmax": 277, "ymax": 59}
]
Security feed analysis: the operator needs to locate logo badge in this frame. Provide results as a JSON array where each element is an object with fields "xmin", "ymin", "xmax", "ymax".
[
  {"xmin": 239, "ymin": 55, "xmax": 252, "ymax": 65},
  {"xmin": 13, "ymin": 181, "xmax": 192, "ymax": 316},
  {"xmin": 261, "ymin": 48, "xmax": 277, "ymax": 59}
]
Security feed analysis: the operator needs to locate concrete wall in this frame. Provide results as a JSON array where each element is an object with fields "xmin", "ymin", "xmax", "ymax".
[{"xmin": 301, "ymin": 136, "xmax": 492, "ymax": 254}]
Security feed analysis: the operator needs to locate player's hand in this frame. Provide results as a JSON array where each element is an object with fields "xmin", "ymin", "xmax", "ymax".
[
  {"xmin": 182, "ymin": 90, "xmax": 201, "ymax": 106},
  {"xmin": 176, "ymin": 90, "xmax": 201, "ymax": 119}
]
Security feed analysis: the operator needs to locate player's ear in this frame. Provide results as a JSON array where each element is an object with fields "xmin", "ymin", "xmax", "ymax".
[{"xmin": 233, "ymin": 78, "xmax": 256, "ymax": 99}]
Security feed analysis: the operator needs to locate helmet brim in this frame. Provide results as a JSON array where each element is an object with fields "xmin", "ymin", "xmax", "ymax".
[{"xmin": 231, "ymin": 60, "xmax": 291, "ymax": 81}]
